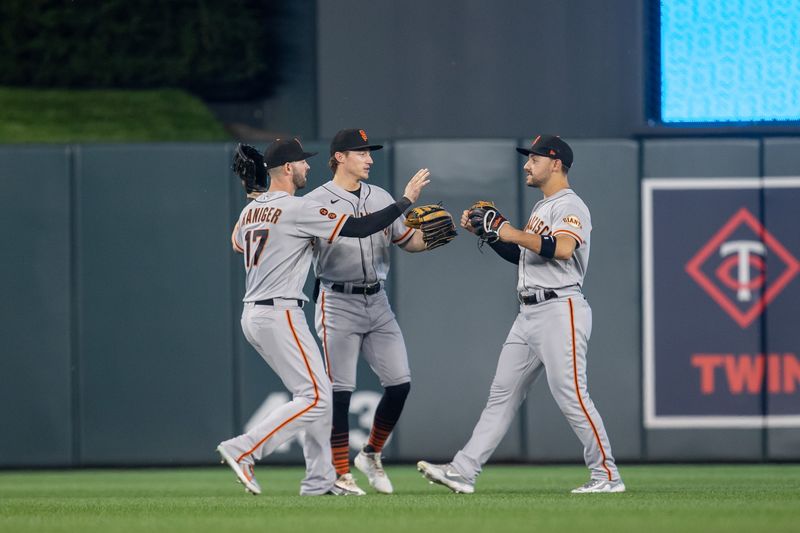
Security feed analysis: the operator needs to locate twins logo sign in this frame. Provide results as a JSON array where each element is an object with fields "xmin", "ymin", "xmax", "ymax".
[{"xmin": 643, "ymin": 178, "xmax": 800, "ymax": 428}]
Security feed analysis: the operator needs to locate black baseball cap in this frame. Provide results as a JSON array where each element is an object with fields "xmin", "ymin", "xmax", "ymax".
[
  {"xmin": 264, "ymin": 138, "xmax": 317, "ymax": 169},
  {"xmin": 329, "ymin": 128, "xmax": 383, "ymax": 156},
  {"xmin": 516, "ymin": 135, "xmax": 573, "ymax": 169}
]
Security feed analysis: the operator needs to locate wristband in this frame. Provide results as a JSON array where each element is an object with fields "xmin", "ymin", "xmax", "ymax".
[{"xmin": 539, "ymin": 235, "xmax": 557, "ymax": 259}]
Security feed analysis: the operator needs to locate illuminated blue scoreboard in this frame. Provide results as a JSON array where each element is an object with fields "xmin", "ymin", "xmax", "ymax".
[{"xmin": 659, "ymin": 0, "xmax": 800, "ymax": 124}]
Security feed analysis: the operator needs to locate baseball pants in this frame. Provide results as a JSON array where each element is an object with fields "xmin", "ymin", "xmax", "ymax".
[
  {"xmin": 315, "ymin": 288, "xmax": 411, "ymax": 391},
  {"xmin": 451, "ymin": 295, "xmax": 619, "ymax": 484},
  {"xmin": 220, "ymin": 301, "xmax": 335, "ymax": 495}
]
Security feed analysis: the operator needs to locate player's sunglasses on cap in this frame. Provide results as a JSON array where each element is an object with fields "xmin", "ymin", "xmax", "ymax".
[
  {"xmin": 330, "ymin": 128, "xmax": 384, "ymax": 156},
  {"xmin": 264, "ymin": 138, "xmax": 317, "ymax": 169},
  {"xmin": 516, "ymin": 135, "xmax": 573, "ymax": 169}
]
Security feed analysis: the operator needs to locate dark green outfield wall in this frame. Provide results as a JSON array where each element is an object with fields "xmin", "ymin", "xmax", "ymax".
[{"xmin": 1, "ymin": 139, "xmax": 798, "ymax": 467}]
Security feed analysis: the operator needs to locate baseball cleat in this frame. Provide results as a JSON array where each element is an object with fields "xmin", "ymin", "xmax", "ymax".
[
  {"xmin": 416, "ymin": 461, "xmax": 474, "ymax": 494},
  {"xmin": 332, "ymin": 473, "xmax": 366, "ymax": 496},
  {"xmin": 354, "ymin": 446, "xmax": 393, "ymax": 494},
  {"xmin": 571, "ymin": 478, "xmax": 626, "ymax": 494},
  {"xmin": 216, "ymin": 444, "xmax": 261, "ymax": 495}
]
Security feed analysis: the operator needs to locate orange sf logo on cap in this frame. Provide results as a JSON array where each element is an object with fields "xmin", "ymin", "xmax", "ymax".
[
  {"xmin": 549, "ymin": 149, "xmax": 556, "ymax": 156},
  {"xmin": 359, "ymin": 129, "xmax": 368, "ymax": 142}
]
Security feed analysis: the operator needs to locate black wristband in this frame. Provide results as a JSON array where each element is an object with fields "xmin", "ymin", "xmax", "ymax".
[{"xmin": 539, "ymin": 235, "xmax": 557, "ymax": 259}]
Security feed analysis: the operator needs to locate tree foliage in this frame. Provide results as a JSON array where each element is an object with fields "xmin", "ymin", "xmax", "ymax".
[{"xmin": 0, "ymin": 0, "xmax": 283, "ymax": 100}]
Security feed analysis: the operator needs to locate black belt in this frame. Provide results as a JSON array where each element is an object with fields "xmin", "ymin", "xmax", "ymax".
[
  {"xmin": 520, "ymin": 290, "xmax": 558, "ymax": 305},
  {"xmin": 254, "ymin": 299, "xmax": 304, "ymax": 308},
  {"xmin": 330, "ymin": 282, "xmax": 382, "ymax": 295}
]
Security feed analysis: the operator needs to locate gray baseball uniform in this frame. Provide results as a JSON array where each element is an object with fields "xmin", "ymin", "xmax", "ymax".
[
  {"xmin": 451, "ymin": 188, "xmax": 620, "ymax": 484},
  {"xmin": 221, "ymin": 190, "xmax": 352, "ymax": 496},
  {"xmin": 305, "ymin": 181, "xmax": 415, "ymax": 392}
]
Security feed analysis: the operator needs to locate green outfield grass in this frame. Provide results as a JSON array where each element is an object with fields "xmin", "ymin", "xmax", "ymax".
[
  {"xmin": 1, "ymin": 464, "xmax": 798, "ymax": 533},
  {"xmin": 0, "ymin": 87, "xmax": 229, "ymax": 143}
]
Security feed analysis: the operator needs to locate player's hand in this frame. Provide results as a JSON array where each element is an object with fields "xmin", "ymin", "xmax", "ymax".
[
  {"xmin": 402, "ymin": 168, "xmax": 431, "ymax": 203},
  {"xmin": 460, "ymin": 209, "xmax": 477, "ymax": 234}
]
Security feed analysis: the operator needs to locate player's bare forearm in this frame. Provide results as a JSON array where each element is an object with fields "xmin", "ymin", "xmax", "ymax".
[
  {"xmin": 499, "ymin": 225, "xmax": 576, "ymax": 260},
  {"xmin": 231, "ymin": 223, "xmax": 244, "ymax": 254},
  {"xmin": 399, "ymin": 230, "xmax": 427, "ymax": 253}
]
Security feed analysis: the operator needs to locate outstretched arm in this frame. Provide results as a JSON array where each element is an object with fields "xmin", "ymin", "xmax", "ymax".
[
  {"xmin": 460, "ymin": 208, "xmax": 518, "ymax": 263},
  {"xmin": 498, "ymin": 225, "xmax": 577, "ymax": 260},
  {"xmin": 340, "ymin": 197, "xmax": 412, "ymax": 238},
  {"xmin": 339, "ymin": 168, "xmax": 430, "ymax": 238},
  {"xmin": 399, "ymin": 230, "xmax": 427, "ymax": 253},
  {"xmin": 487, "ymin": 239, "xmax": 520, "ymax": 264}
]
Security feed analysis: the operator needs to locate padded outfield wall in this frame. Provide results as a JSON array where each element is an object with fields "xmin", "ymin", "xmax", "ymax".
[{"xmin": 0, "ymin": 138, "xmax": 798, "ymax": 467}]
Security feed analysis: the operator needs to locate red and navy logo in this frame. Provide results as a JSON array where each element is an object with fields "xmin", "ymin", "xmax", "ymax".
[{"xmin": 685, "ymin": 207, "xmax": 800, "ymax": 328}]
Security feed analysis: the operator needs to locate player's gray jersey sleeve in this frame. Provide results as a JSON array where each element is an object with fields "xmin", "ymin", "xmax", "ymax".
[
  {"xmin": 303, "ymin": 187, "xmax": 329, "ymax": 204},
  {"xmin": 550, "ymin": 197, "xmax": 591, "ymax": 247},
  {"xmin": 294, "ymin": 197, "xmax": 350, "ymax": 242}
]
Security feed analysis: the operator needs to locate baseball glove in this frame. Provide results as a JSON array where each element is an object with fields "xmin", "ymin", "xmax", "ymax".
[
  {"xmin": 232, "ymin": 143, "xmax": 267, "ymax": 194},
  {"xmin": 404, "ymin": 203, "xmax": 458, "ymax": 250},
  {"xmin": 467, "ymin": 200, "xmax": 509, "ymax": 244}
]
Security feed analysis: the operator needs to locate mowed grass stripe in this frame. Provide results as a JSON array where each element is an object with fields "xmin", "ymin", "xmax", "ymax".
[{"xmin": 1, "ymin": 465, "xmax": 798, "ymax": 533}]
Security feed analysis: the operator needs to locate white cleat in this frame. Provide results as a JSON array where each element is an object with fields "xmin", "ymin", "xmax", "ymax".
[
  {"xmin": 571, "ymin": 478, "xmax": 626, "ymax": 494},
  {"xmin": 331, "ymin": 473, "xmax": 366, "ymax": 496},
  {"xmin": 216, "ymin": 444, "xmax": 261, "ymax": 495},
  {"xmin": 417, "ymin": 461, "xmax": 474, "ymax": 494},
  {"xmin": 354, "ymin": 447, "xmax": 394, "ymax": 494}
]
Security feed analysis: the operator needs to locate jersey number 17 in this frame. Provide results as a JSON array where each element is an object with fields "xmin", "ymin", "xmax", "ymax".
[{"xmin": 244, "ymin": 229, "xmax": 269, "ymax": 268}]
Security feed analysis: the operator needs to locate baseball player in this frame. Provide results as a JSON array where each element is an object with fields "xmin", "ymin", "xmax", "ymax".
[
  {"xmin": 216, "ymin": 138, "xmax": 430, "ymax": 496},
  {"xmin": 304, "ymin": 128, "xmax": 455, "ymax": 495},
  {"xmin": 417, "ymin": 136, "xmax": 625, "ymax": 494}
]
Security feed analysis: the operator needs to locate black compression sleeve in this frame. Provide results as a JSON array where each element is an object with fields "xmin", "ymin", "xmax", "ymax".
[
  {"xmin": 488, "ymin": 239, "xmax": 521, "ymax": 264},
  {"xmin": 339, "ymin": 197, "xmax": 412, "ymax": 238}
]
